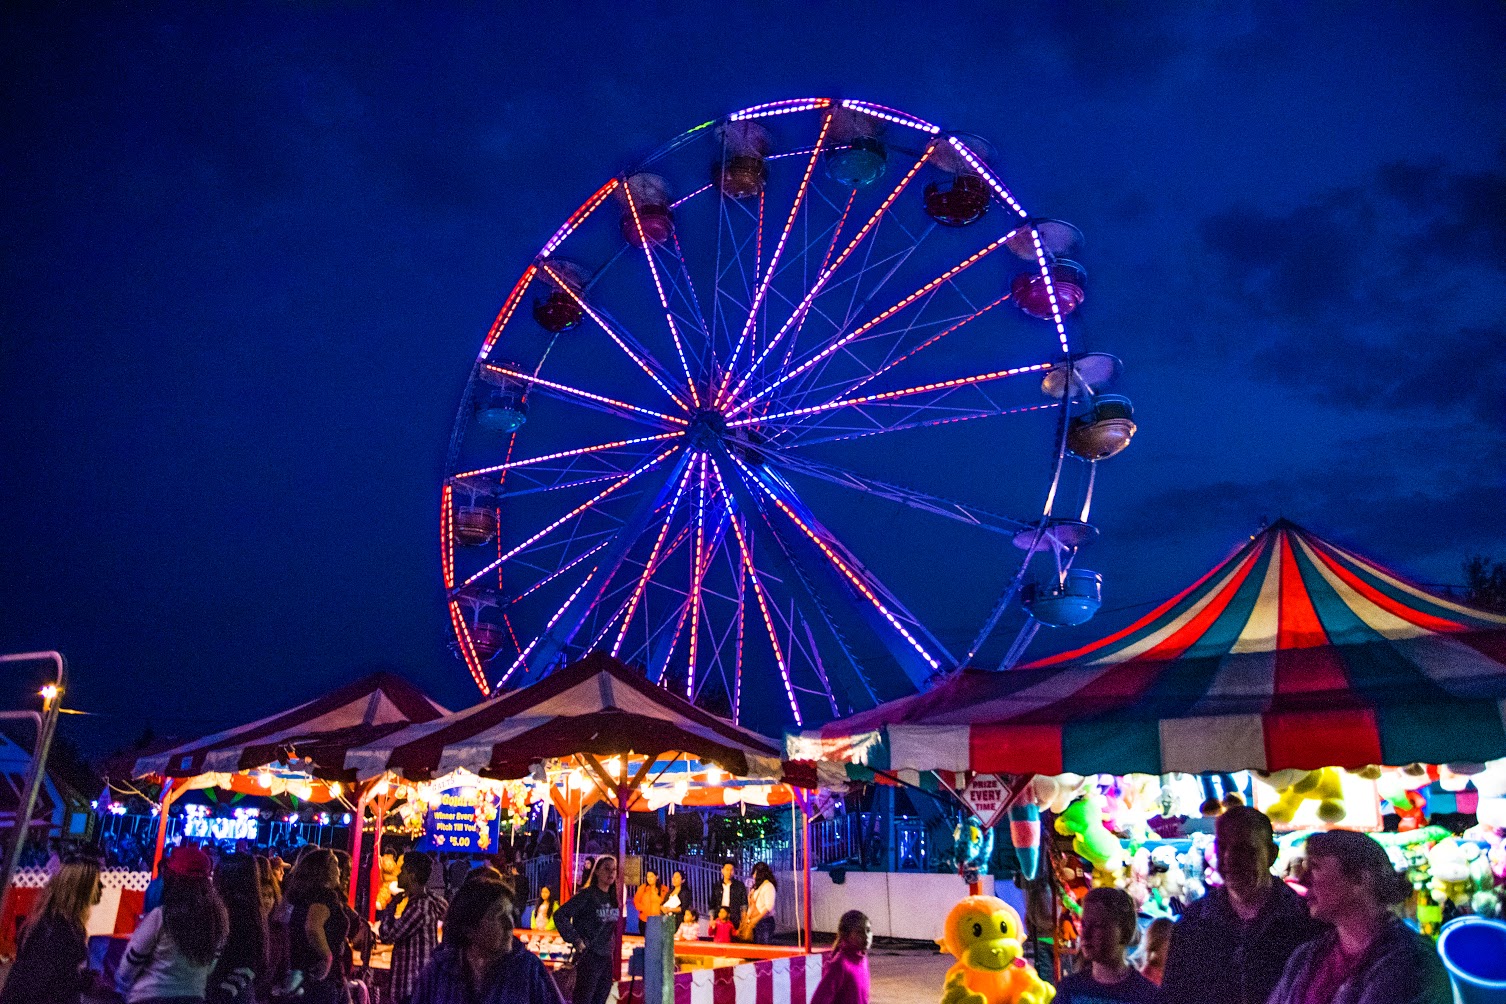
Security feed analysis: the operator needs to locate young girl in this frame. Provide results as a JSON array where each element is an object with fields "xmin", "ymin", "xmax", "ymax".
[
  {"xmin": 709, "ymin": 906, "xmax": 734, "ymax": 943},
  {"xmin": 810, "ymin": 910, "xmax": 872, "ymax": 1004},
  {"xmin": 1056, "ymin": 887, "xmax": 1162, "ymax": 1003},
  {"xmin": 675, "ymin": 908, "xmax": 701, "ymax": 941},
  {"xmin": 1136, "ymin": 917, "xmax": 1172, "ymax": 986}
]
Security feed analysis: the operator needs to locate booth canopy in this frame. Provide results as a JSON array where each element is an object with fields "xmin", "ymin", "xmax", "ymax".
[
  {"xmin": 135, "ymin": 672, "xmax": 448, "ymax": 780},
  {"xmin": 346, "ymin": 652, "xmax": 784, "ymax": 782},
  {"xmin": 801, "ymin": 520, "xmax": 1506, "ymax": 776}
]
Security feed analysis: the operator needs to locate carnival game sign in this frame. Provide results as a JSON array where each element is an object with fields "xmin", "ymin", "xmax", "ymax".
[
  {"xmin": 960, "ymin": 774, "xmax": 1011, "ymax": 828},
  {"xmin": 416, "ymin": 789, "xmax": 500, "ymax": 853}
]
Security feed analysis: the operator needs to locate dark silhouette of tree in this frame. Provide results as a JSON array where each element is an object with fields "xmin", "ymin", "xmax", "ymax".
[{"xmin": 1463, "ymin": 556, "xmax": 1506, "ymax": 613}]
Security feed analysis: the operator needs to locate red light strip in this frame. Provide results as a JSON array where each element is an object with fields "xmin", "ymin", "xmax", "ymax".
[
  {"xmin": 732, "ymin": 360, "xmax": 1051, "ymax": 428},
  {"xmin": 612, "ymin": 461, "xmax": 697, "ymax": 656},
  {"xmin": 448, "ymin": 601, "xmax": 491, "ymax": 696},
  {"xmin": 713, "ymin": 463, "xmax": 802, "ymax": 725},
  {"xmin": 716, "ymin": 112, "xmax": 833, "ymax": 408},
  {"xmin": 461, "ymin": 447, "xmax": 677, "ymax": 589},
  {"xmin": 724, "ymin": 141, "xmax": 939, "ymax": 407},
  {"xmin": 479, "ymin": 266, "xmax": 537, "ymax": 361},
  {"xmin": 539, "ymin": 178, "xmax": 620, "ymax": 259},
  {"xmin": 840, "ymin": 100, "xmax": 940, "ymax": 134},
  {"xmin": 623, "ymin": 182, "xmax": 700, "ymax": 407},
  {"xmin": 729, "ymin": 454, "xmax": 940, "ymax": 671},
  {"xmin": 730, "ymin": 228, "xmax": 1020, "ymax": 418},
  {"xmin": 441, "ymin": 484, "xmax": 455, "ymax": 589},
  {"xmin": 453, "ymin": 431, "xmax": 683, "ymax": 480},
  {"xmin": 728, "ymin": 98, "xmax": 831, "ymax": 121},
  {"xmin": 538, "ymin": 263, "xmax": 691, "ymax": 413},
  {"xmin": 483, "ymin": 363, "xmax": 687, "ymax": 426}
]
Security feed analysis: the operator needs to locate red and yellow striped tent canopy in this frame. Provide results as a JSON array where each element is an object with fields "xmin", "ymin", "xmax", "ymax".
[{"xmin": 804, "ymin": 520, "xmax": 1506, "ymax": 776}]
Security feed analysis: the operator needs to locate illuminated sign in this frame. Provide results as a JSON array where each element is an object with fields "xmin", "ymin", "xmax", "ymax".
[
  {"xmin": 183, "ymin": 806, "xmax": 261, "ymax": 841},
  {"xmin": 415, "ymin": 790, "xmax": 500, "ymax": 854}
]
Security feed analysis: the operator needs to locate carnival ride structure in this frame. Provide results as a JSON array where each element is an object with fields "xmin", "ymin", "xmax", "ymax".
[{"xmin": 441, "ymin": 99, "xmax": 1137, "ymax": 732}]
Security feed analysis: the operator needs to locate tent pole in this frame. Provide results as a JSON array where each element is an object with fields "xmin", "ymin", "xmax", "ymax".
[
  {"xmin": 348, "ymin": 780, "xmax": 373, "ymax": 908},
  {"xmin": 367, "ymin": 786, "xmax": 391, "ymax": 923},
  {"xmin": 151, "ymin": 779, "xmax": 185, "ymax": 878}
]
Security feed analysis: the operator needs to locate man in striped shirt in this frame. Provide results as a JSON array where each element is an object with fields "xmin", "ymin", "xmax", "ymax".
[{"xmin": 380, "ymin": 852, "xmax": 448, "ymax": 1004}]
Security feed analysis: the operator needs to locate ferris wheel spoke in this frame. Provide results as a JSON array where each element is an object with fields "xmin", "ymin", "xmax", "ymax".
[
  {"xmin": 455, "ymin": 446, "xmax": 678, "ymax": 592},
  {"xmin": 721, "ymin": 140, "xmax": 940, "ymax": 409},
  {"xmin": 725, "ymin": 452, "xmax": 949, "ymax": 683},
  {"xmin": 538, "ymin": 262, "xmax": 692, "ymax": 412},
  {"xmin": 777, "ymin": 400, "xmax": 1061, "ymax": 449},
  {"xmin": 623, "ymin": 184, "xmax": 703, "ymax": 406},
  {"xmin": 767, "ymin": 454, "xmax": 1031, "ymax": 535},
  {"xmin": 496, "ymin": 564, "xmax": 601, "ymax": 688},
  {"xmin": 451, "ymin": 431, "xmax": 684, "ymax": 480},
  {"xmin": 610, "ymin": 459, "xmax": 697, "ymax": 656},
  {"xmin": 484, "ymin": 363, "xmax": 686, "ymax": 430},
  {"xmin": 501, "ymin": 538, "xmax": 616, "ymax": 609},
  {"xmin": 715, "ymin": 112, "xmax": 833, "ymax": 408}
]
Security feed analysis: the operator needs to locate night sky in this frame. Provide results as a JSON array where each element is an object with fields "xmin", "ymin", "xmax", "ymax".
[{"xmin": 4, "ymin": 4, "xmax": 1504, "ymax": 751}]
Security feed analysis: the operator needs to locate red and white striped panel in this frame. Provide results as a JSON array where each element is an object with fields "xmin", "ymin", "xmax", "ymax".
[{"xmin": 609, "ymin": 953, "xmax": 827, "ymax": 1004}]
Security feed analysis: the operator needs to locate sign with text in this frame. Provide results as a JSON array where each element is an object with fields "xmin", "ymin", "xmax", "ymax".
[
  {"xmin": 960, "ymin": 774, "xmax": 1012, "ymax": 828},
  {"xmin": 415, "ymin": 791, "xmax": 500, "ymax": 854}
]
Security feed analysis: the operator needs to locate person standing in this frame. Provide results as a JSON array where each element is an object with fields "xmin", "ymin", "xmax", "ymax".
[
  {"xmin": 379, "ymin": 852, "xmax": 448, "ymax": 1004},
  {"xmin": 209, "ymin": 854, "xmax": 269, "ymax": 1004},
  {"xmin": 115, "ymin": 845, "xmax": 230, "ymax": 1003},
  {"xmin": 745, "ymin": 863, "xmax": 777, "ymax": 944},
  {"xmin": 1266, "ymin": 830, "xmax": 1450, "ymax": 1004},
  {"xmin": 0, "ymin": 857, "xmax": 102, "ymax": 1004},
  {"xmin": 714, "ymin": 860, "xmax": 747, "ymax": 928},
  {"xmin": 408, "ymin": 875, "xmax": 560, "ymax": 1004},
  {"xmin": 809, "ymin": 910, "xmax": 872, "ymax": 1004},
  {"xmin": 632, "ymin": 870, "xmax": 664, "ymax": 924},
  {"xmin": 553, "ymin": 856, "xmax": 622, "ymax": 1004},
  {"xmin": 1137, "ymin": 917, "xmax": 1173, "ymax": 987},
  {"xmin": 284, "ymin": 848, "xmax": 353, "ymax": 1004},
  {"xmin": 659, "ymin": 870, "xmax": 691, "ymax": 929},
  {"xmin": 530, "ymin": 885, "xmax": 558, "ymax": 930},
  {"xmin": 1055, "ymin": 887, "xmax": 1162, "ymax": 1003},
  {"xmin": 1160, "ymin": 806, "xmax": 1323, "ymax": 1004}
]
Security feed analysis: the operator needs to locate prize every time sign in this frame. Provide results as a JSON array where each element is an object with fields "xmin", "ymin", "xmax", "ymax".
[{"xmin": 416, "ymin": 792, "xmax": 500, "ymax": 854}]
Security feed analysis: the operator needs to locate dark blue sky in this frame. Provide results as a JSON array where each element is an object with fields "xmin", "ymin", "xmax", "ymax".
[{"xmin": 4, "ymin": 4, "xmax": 1503, "ymax": 750}]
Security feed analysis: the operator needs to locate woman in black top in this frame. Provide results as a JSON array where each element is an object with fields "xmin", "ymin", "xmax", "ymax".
[
  {"xmin": 554, "ymin": 856, "xmax": 621, "ymax": 1004},
  {"xmin": 210, "ymin": 854, "xmax": 269, "ymax": 1004},
  {"xmin": 0, "ymin": 858, "xmax": 101, "ymax": 1004},
  {"xmin": 284, "ymin": 848, "xmax": 352, "ymax": 1004}
]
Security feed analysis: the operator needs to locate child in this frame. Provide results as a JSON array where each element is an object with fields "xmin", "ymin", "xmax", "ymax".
[
  {"xmin": 675, "ymin": 908, "xmax": 700, "ymax": 942},
  {"xmin": 1056, "ymin": 887, "xmax": 1162, "ymax": 1003},
  {"xmin": 1136, "ymin": 917, "xmax": 1172, "ymax": 986},
  {"xmin": 810, "ymin": 910, "xmax": 872, "ymax": 1004},
  {"xmin": 710, "ymin": 906, "xmax": 734, "ymax": 943}
]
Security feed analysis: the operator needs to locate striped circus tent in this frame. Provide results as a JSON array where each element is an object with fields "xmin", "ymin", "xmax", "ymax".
[
  {"xmin": 134, "ymin": 672, "xmax": 448, "ymax": 780},
  {"xmin": 345, "ymin": 652, "xmax": 784, "ymax": 782},
  {"xmin": 796, "ymin": 519, "xmax": 1506, "ymax": 776}
]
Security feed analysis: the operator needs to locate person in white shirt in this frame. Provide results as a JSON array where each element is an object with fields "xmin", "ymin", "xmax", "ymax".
[
  {"xmin": 746, "ymin": 862, "xmax": 777, "ymax": 944},
  {"xmin": 675, "ymin": 908, "xmax": 701, "ymax": 941},
  {"xmin": 716, "ymin": 861, "xmax": 748, "ymax": 928}
]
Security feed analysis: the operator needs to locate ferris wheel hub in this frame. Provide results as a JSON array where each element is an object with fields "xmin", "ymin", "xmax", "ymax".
[{"xmin": 685, "ymin": 409, "xmax": 730, "ymax": 449}]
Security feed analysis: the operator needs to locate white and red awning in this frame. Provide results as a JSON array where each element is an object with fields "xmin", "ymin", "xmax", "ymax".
[
  {"xmin": 345, "ymin": 652, "xmax": 784, "ymax": 782},
  {"xmin": 134, "ymin": 671, "xmax": 447, "ymax": 780},
  {"xmin": 799, "ymin": 520, "xmax": 1506, "ymax": 776}
]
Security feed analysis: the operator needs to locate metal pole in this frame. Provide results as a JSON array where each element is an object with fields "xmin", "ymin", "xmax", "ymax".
[{"xmin": 0, "ymin": 650, "xmax": 66, "ymax": 926}]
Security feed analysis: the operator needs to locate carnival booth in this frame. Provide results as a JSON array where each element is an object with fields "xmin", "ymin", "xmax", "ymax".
[
  {"xmin": 347, "ymin": 652, "xmax": 826, "ymax": 1004},
  {"xmin": 793, "ymin": 520, "xmax": 1506, "ymax": 978}
]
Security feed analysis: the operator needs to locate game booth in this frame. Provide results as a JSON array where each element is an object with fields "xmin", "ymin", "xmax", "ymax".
[{"xmin": 792, "ymin": 520, "xmax": 1506, "ymax": 1000}]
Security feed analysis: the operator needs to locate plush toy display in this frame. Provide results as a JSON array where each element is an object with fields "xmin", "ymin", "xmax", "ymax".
[
  {"xmin": 1260, "ymin": 767, "xmax": 1346, "ymax": 824},
  {"xmin": 938, "ymin": 896, "xmax": 1056, "ymax": 1004},
  {"xmin": 1054, "ymin": 794, "xmax": 1124, "ymax": 871},
  {"xmin": 954, "ymin": 817, "xmax": 997, "ymax": 886}
]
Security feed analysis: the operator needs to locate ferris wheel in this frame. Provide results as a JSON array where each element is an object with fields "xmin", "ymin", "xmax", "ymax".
[{"xmin": 441, "ymin": 98, "xmax": 1136, "ymax": 733}]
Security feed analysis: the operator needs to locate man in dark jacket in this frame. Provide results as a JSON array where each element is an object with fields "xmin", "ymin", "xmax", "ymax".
[
  {"xmin": 1161, "ymin": 806, "xmax": 1325, "ymax": 1004},
  {"xmin": 554, "ymin": 856, "xmax": 621, "ymax": 1004},
  {"xmin": 713, "ymin": 860, "xmax": 748, "ymax": 927}
]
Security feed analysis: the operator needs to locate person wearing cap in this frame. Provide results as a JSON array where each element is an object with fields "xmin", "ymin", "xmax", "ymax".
[
  {"xmin": 1267, "ymin": 829, "xmax": 1451, "ymax": 1004},
  {"xmin": 1161, "ymin": 807, "xmax": 1324, "ymax": 1004},
  {"xmin": 116, "ymin": 844, "xmax": 229, "ymax": 1003}
]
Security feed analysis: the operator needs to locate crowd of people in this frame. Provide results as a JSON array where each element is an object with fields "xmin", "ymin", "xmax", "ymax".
[{"xmin": 0, "ymin": 805, "xmax": 1461, "ymax": 1004}]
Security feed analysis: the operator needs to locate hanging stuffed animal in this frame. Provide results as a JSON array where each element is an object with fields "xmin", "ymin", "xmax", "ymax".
[
  {"xmin": 954, "ymin": 817, "xmax": 996, "ymax": 886},
  {"xmin": 1055, "ymin": 794, "xmax": 1124, "ymax": 871},
  {"xmin": 1029, "ymin": 773, "xmax": 1088, "ymax": 814},
  {"xmin": 1376, "ymin": 766, "xmax": 1434, "ymax": 831},
  {"xmin": 1198, "ymin": 773, "xmax": 1244, "ymax": 816},
  {"xmin": 938, "ymin": 896, "xmax": 1056, "ymax": 1004},
  {"xmin": 1259, "ymin": 768, "xmax": 1346, "ymax": 825}
]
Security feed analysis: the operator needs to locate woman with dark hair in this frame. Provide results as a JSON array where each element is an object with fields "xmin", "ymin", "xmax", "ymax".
[
  {"xmin": 809, "ymin": 910, "xmax": 872, "ymax": 1004},
  {"xmin": 1268, "ymin": 829, "xmax": 1451, "ymax": 1004},
  {"xmin": 659, "ymin": 870, "xmax": 690, "ymax": 930},
  {"xmin": 554, "ymin": 856, "xmax": 621, "ymax": 1004},
  {"xmin": 745, "ymin": 862, "xmax": 777, "ymax": 944},
  {"xmin": 0, "ymin": 857, "xmax": 102, "ymax": 1004},
  {"xmin": 409, "ymin": 876, "xmax": 561, "ymax": 1004},
  {"xmin": 283, "ymin": 847, "xmax": 352, "ymax": 1004},
  {"xmin": 116, "ymin": 844, "xmax": 230, "ymax": 1003},
  {"xmin": 209, "ymin": 854, "xmax": 268, "ymax": 1004}
]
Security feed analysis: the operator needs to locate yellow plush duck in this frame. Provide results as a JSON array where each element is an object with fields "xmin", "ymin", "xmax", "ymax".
[{"xmin": 938, "ymin": 896, "xmax": 1055, "ymax": 1004}]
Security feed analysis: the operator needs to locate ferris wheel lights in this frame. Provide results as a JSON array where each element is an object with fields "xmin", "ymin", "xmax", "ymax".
[
  {"xmin": 840, "ymin": 100, "xmax": 941, "ymax": 134},
  {"xmin": 944, "ymin": 136, "xmax": 1029, "ymax": 219},
  {"xmin": 539, "ymin": 179, "xmax": 619, "ymax": 260},
  {"xmin": 1013, "ymin": 260, "xmax": 1086, "ymax": 319},
  {"xmin": 728, "ymin": 98, "xmax": 831, "ymax": 121},
  {"xmin": 479, "ymin": 266, "xmax": 537, "ymax": 361}
]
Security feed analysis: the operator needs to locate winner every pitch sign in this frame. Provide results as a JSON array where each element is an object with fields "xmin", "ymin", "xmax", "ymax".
[
  {"xmin": 961, "ymin": 774, "xmax": 1011, "ymax": 828},
  {"xmin": 415, "ymin": 791, "xmax": 500, "ymax": 853}
]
